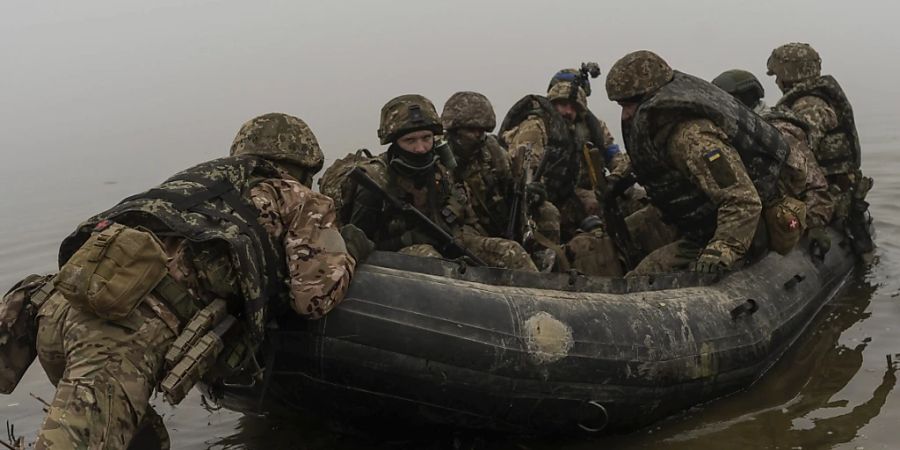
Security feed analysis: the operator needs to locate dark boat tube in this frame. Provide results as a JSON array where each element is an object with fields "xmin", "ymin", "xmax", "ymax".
[{"xmin": 218, "ymin": 229, "xmax": 855, "ymax": 434}]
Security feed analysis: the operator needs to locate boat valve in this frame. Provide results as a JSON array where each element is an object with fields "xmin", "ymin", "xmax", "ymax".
[
  {"xmin": 730, "ymin": 299, "xmax": 759, "ymax": 320},
  {"xmin": 576, "ymin": 400, "xmax": 609, "ymax": 433}
]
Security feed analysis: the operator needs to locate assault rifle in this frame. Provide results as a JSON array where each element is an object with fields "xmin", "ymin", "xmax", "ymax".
[
  {"xmin": 506, "ymin": 144, "xmax": 554, "ymax": 245},
  {"xmin": 349, "ymin": 167, "xmax": 488, "ymax": 267},
  {"xmin": 597, "ymin": 172, "xmax": 642, "ymax": 270}
]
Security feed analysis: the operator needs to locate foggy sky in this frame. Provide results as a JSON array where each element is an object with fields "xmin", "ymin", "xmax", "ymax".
[{"xmin": 0, "ymin": 0, "xmax": 898, "ymax": 265}]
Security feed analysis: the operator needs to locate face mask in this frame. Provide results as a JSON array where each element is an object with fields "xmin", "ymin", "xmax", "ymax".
[
  {"xmin": 448, "ymin": 131, "xmax": 485, "ymax": 159},
  {"xmin": 388, "ymin": 144, "xmax": 437, "ymax": 179}
]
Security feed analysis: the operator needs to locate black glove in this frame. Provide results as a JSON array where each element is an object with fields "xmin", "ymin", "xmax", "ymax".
[
  {"xmin": 689, "ymin": 248, "xmax": 727, "ymax": 274},
  {"xmin": 807, "ymin": 226, "xmax": 831, "ymax": 260},
  {"xmin": 340, "ymin": 225, "xmax": 375, "ymax": 263},
  {"xmin": 525, "ymin": 182, "xmax": 548, "ymax": 207}
]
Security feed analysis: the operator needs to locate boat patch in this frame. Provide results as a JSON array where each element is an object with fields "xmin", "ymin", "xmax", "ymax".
[{"xmin": 523, "ymin": 312, "xmax": 574, "ymax": 364}]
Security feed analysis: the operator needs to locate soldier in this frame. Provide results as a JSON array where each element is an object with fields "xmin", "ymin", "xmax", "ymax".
[
  {"xmin": 767, "ymin": 42, "xmax": 874, "ymax": 257},
  {"xmin": 713, "ymin": 69, "xmax": 835, "ymax": 256},
  {"xmin": 502, "ymin": 66, "xmax": 632, "ymax": 240},
  {"xmin": 28, "ymin": 113, "xmax": 369, "ymax": 449},
  {"xmin": 441, "ymin": 91, "xmax": 562, "ymax": 267},
  {"xmin": 348, "ymin": 94, "xmax": 538, "ymax": 272},
  {"xmin": 606, "ymin": 50, "xmax": 788, "ymax": 275}
]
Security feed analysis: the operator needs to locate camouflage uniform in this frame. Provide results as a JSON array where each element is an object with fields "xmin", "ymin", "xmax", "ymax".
[
  {"xmin": 441, "ymin": 91, "xmax": 561, "ymax": 244},
  {"xmin": 33, "ymin": 113, "xmax": 357, "ymax": 449},
  {"xmin": 607, "ymin": 51, "xmax": 777, "ymax": 275},
  {"xmin": 628, "ymin": 119, "xmax": 762, "ymax": 274},
  {"xmin": 764, "ymin": 109, "xmax": 834, "ymax": 229},
  {"xmin": 711, "ymin": 69, "xmax": 834, "ymax": 252},
  {"xmin": 350, "ymin": 94, "xmax": 538, "ymax": 272},
  {"xmin": 768, "ymin": 42, "xmax": 874, "ymax": 255}
]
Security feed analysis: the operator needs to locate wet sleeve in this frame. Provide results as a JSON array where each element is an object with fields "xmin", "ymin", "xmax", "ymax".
[
  {"xmin": 251, "ymin": 179, "xmax": 356, "ymax": 319},
  {"xmin": 668, "ymin": 120, "xmax": 762, "ymax": 267},
  {"xmin": 791, "ymin": 95, "xmax": 839, "ymax": 151}
]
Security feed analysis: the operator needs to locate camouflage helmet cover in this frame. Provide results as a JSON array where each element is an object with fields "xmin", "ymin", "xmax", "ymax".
[
  {"xmin": 605, "ymin": 50, "xmax": 674, "ymax": 101},
  {"xmin": 441, "ymin": 91, "xmax": 497, "ymax": 131},
  {"xmin": 712, "ymin": 69, "xmax": 765, "ymax": 99},
  {"xmin": 547, "ymin": 79, "xmax": 588, "ymax": 112},
  {"xmin": 378, "ymin": 94, "xmax": 443, "ymax": 145},
  {"xmin": 230, "ymin": 113, "xmax": 324, "ymax": 172},
  {"xmin": 767, "ymin": 42, "xmax": 821, "ymax": 83}
]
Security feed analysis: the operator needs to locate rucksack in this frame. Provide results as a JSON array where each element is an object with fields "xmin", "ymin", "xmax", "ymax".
[{"xmin": 318, "ymin": 149, "xmax": 386, "ymax": 224}]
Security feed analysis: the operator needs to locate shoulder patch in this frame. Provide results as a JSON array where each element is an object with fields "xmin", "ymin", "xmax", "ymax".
[{"xmin": 704, "ymin": 148, "xmax": 722, "ymax": 162}]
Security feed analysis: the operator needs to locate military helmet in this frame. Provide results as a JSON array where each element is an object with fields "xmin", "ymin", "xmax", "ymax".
[
  {"xmin": 230, "ymin": 113, "xmax": 324, "ymax": 172},
  {"xmin": 547, "ymin": 79, "xmax": 588, "ymax": 112},
  {"xmin": 441, "ymin": 91, "xmax": 497, "ymax": 131},
  {"xmin": 605, "ymin": 50, "xmax": 674, "ymax": 102},
  {"xmin": 767, "ymin": 42, "xmax": 821, "ymax": 83},
  {"xmin": 378, "ymin": 94, "xmax": 443, "ymax": 145},
  {"xmin": 712, "ymin": 69, "xmax": 765, "ymax": 100}
]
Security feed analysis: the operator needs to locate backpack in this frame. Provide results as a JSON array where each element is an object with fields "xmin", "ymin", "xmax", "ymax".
[{"xmin": 318, "ymin": 149, "xmax": 385, "ymax": 224}]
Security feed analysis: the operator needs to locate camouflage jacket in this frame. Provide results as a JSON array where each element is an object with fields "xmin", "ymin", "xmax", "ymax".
[
  {"xmin": 762, "ymin": 107, "xmax": 835, "ymax": 228},
  {"xmin": 654, "ymin": 119, "xmax": 763, "ymax": 267},
  {"xmin": 451, "ymin": 135, "xmax": 514, "ymax": 237}
]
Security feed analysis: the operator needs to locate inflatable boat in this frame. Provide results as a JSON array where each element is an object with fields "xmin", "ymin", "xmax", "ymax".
[{"xmin": 216, "ymin": 228, "xmax": 856, "ymax": 434}]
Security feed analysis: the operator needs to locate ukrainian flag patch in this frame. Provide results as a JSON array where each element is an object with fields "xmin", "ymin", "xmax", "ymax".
[{"xmin": 704, "ymin": 148, "xmax": 722, "ymax": 162}]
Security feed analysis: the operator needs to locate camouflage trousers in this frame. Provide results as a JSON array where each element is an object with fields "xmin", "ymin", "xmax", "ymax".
[
  {"xmin": 34, "ymin": 291, "xmax": 175, "ymax": 450},
  {"xmin": 400, "ymin": 236, "xmax": 538, "ymax": 272}
]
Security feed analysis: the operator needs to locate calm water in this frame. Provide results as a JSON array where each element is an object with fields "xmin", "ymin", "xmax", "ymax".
[{"xmin": 3, "ymin": 1, "xmax": 900, "ymax": 448}]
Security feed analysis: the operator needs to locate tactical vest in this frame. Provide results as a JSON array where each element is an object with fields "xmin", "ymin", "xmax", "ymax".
[
  {"xmin": 626, "ymin": 71, "xmax": 789, "ymax": 239},
  {"xmin": 58, "ymin": 155, "xmax": 288, "ymax": 344},
  {"xmin": 776, "ymin": 75, "xmax": 861, "ymax": 176},
  {"xmin": 761, "ymin": 106, "xmax": 812, "ymax": 147},
  {"xmin": 454, "ymin": 135, "xmax": 512, "ymax": 237},
  {"xmin": 499, "ymin": 94, "xmax": 580, "ymax": 204}
]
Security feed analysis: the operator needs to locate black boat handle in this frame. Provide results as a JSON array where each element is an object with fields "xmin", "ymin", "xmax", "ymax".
[
  {"xmin": 783, "ymin": 274, "xmax": 806, "ymax": 289},
  {"xmin": 730, "ymin": 299, "xmax": 759, "ymax": 320}
]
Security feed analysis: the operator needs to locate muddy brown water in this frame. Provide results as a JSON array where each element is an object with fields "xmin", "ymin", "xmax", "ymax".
[{"xmin": 3, "ymin": 2, "xmax": 900, "ymax": 448}]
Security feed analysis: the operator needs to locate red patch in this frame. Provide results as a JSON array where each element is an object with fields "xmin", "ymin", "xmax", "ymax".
[
  {"xmin": 94, "ymin": 219, "xmax": 112, "ymax": 231},
  {"xmin": 787, "ymin": 218, "xmax": 800, "ymax": 230}
]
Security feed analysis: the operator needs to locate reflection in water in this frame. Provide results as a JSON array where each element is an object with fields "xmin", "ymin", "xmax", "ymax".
[{"xmin": 595, "ymin": 275, "xmax": 896, "ymax": 450}]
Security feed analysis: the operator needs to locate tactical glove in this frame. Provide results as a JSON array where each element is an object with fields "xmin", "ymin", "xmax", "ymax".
[
  {"xmin": 340, "ymin": 224, "xmax": 375, "ymax": 263},
  {"xmin": 525, "ymin": 182, "xmax": 548, "ymax": 207},
  {"xmin": 689, "ymin": 248, "xmax": 727, "ymax": 274},
  {"xmin": 807, "ymin": 226, "xmax": 831, "ymax": 260}
]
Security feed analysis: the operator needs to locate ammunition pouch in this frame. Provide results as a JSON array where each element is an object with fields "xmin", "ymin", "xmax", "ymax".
[
  {"xmin": 765, "ymin": 196, "xmax": 807, "ymax": 255},
  {"xmin": 160, "ymin": 299, "xmax": 248, "ymax": 405},
  {"xmin": 0, "ymin": 274, "xmax": 55, "ymax": 394},
  {"xmin": 55, "ymin": 222, "xmax": 168, "ymax": 321}
]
